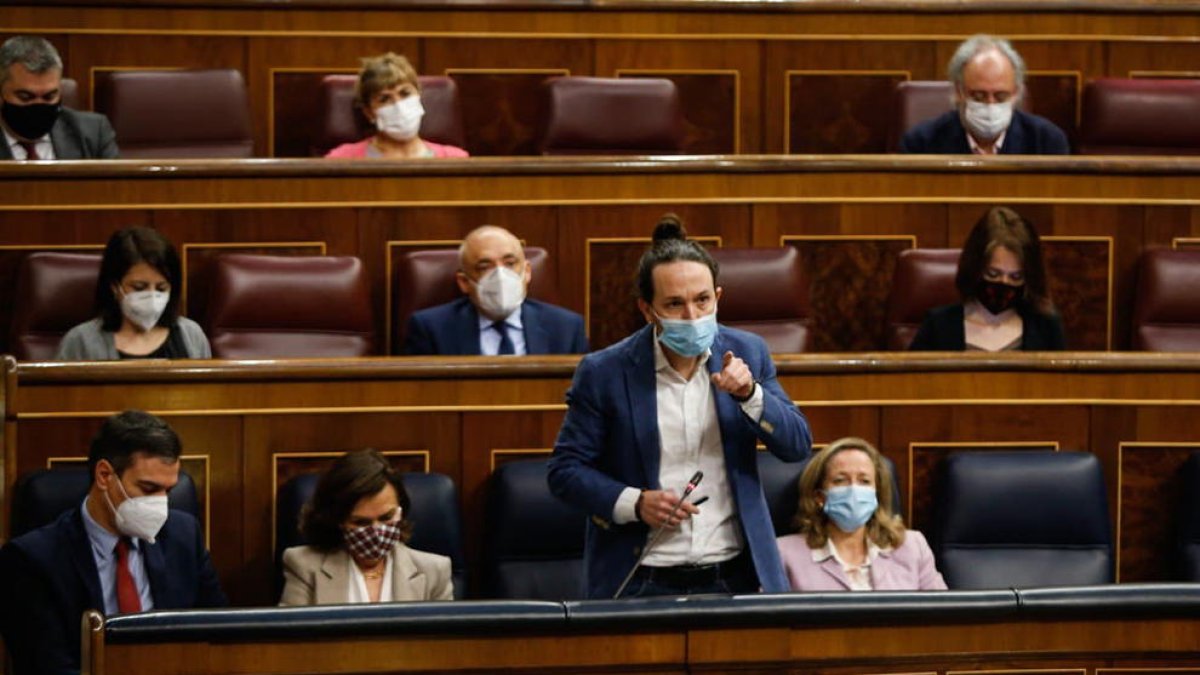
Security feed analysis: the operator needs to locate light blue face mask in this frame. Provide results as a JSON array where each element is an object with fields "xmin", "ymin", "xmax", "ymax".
[
  {"xmin": 655, "ymin": 308, "xmax": 718, "ymax": 357},
  {"xmin": 822, "ymin": 485, "xmax": 878, "ymax": 533}
]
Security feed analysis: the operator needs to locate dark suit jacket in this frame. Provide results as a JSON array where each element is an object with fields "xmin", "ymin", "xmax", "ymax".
[
  {"xmin": 403, "ymin": 297, "xmax": 588, "ymax": 355},
  {"xmin": 547, "ymin": 324, "xmax": 812, "ymax": 598},
  {"xmin": 0, "ymin": 507, "xmax": 226, "ymax": 675},
  {"xmin": 909, "ymin": 302, "xmax": 1067, "ymax": 351},
  {"xmin": 0, "ymin": 108, "xmax": 119, "ymax": 160},
  {"xmin": 899, "ymin": 109, "xmax": 1069, "ymax": 155}
]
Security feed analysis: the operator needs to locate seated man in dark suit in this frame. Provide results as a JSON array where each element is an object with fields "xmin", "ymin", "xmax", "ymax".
[
  {"xmin": 0, "ymin": 36, "xmax": 119, "ymax": 160},
  {"xmin": 404, "ymin": 225, "xmax": 588, "ymax": 355},
  {"xmin": 900, "ymin": 34, "xmax": 1069, "ymax": 155},
  {"xmin": 0, "ymin": 410, "xmax": 226, "ymax": 675}
]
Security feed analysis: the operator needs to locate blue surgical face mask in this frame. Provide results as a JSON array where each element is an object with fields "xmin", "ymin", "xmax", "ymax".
[
  {"xmin": 655, "ymin": 306, "xmax": 718, "ymax": 357},
  {"xmin": 822, "ymin": 485, "xmax": 878, "ymax": 533}
]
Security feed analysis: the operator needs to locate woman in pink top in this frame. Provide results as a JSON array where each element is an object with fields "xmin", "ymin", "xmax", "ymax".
[
  {"xmin": 777, "ymin": 437, "xmax": 947, "ymax": 591},
  {"xmin": 325, "ymin": 52, "xmax": 468, "ymax": 160}
]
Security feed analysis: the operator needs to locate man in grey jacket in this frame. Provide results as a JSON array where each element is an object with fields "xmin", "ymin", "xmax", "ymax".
[{"xmin": 0, "ymin": 36, "xmax": 119, "ymax": 160}]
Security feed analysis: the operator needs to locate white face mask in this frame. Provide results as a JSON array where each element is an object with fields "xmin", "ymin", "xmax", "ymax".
[
  {"xmin": 120, "ymin": 289, "xmax": 169, "ymax": 332},
  {"xmin": 962, "ymin": 100, "xmax": 1014, "ymax": 142},
  {"xmin": 472, "ymin": 265, "xmax": 526, "ymax": 320},
  {"xmin": 374, "ymin": 95, "xmax": 424, "ymax": 142},
  {"xmin": 105, "ymin": 474, "xmax": 169, "ymax": 544}
]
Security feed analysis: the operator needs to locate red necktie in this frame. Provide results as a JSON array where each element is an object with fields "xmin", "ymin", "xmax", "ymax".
[
  {"xmin": 115, "ymin": 537, "xmax": 142, "ymax": 614},
  {"xmin": 17, "ymin": 141, "xmax": 39, "ymax": 160}
]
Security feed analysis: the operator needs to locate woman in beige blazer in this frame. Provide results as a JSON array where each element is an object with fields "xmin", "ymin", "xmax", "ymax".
[{"xmin": 280, "ymin": 449, "xmax": 453, "ymax": 605}]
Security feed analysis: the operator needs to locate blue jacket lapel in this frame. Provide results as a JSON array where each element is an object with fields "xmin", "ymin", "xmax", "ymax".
[
  {"xmin": 521, "ymin": 302, "xmax": 549, "ymax": 355},
  {"xmin": 142, "ymin": 532, "xmax": 169, "ymax": 608},
  {"xmin": 452, "ymin": 298, "xmax": 482, "ymax": 355},
  {"xmin": 706, "ymin": 331, "xmax": 743, "ymax": 471},
  {"xmin": 624, "ymin": 325, "xmax": 662, "ymax": 488},
  {"xmin": 66, "ymin": 509, "xmax": 105, "ymax": 612}
]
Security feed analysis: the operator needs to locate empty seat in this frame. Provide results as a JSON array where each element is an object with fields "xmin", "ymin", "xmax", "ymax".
[
  {"xmin": 933, "ymin": 451, "xmax": 1113, "ymax": 589},
  {"xmin": 276, "ymin": 470, "xmax": 466, "ymax": 599},
  {"xmin": 483, "ymin": 458, "xmax": 586, "ymax": 600},
  {"xmin": 95, "ymin": 69, "xmax": 253, "ymax": 158},
  {"xmin": 207, "ymin": 254, "xmax": 374, "ymax": 358},
  {"xmin": 711, "ymin": 247, "xmax": 811, "ymax": 353},
  {"xmin": 313, "ymin": 74, "xmax": 467, "ymax": 157},
  {"xmin": 1078, "ymin": 79, "xmax": 1200, "ymax": 155},
  {"xmin": 758, "ymin": 451, "xmax": 902, "ymax": 538},
  {"xmin": 391, "ymin": 246, "xmax": 553, "ymax": 354},
  {"xmin": 9, "ymin": 252, "xmax": 101, "ymax": 360},
  {"xmin": 541, "ymin": 77, "xmax": 684, "ymax": 155},
  {"xmin": 1177, "ymin": 453, "xmax": 1200, "ymax": 581},
  {"xmin": 1131, "ymin": 248, "xmax": 1200, "ymax": 351},
  {"xmin": 884, "ymin": 248, "xmax": 961, "ymax": 350},
  {"xmin": 11, "ymin": 467, "xmax": 199, "ymax": 538}
]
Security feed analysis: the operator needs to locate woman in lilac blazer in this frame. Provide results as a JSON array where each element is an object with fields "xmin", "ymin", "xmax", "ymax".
[{"xmin": 776, "ymin": 438, "xmax": 947, "ymax": 591}]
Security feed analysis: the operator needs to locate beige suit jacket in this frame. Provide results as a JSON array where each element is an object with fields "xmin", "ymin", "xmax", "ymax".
[{"xmin": 279, "ymin": 543, "xmax": 453, "ymax": 606}]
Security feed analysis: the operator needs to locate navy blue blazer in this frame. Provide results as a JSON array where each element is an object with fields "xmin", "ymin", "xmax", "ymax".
[
  {"xmin": 0, "ymin": 507, "xmax": 226, "ymax": 675},
  {"xmin": 547, "ymin": 324, "xmax": 812, "ymax": 599},
  {"xmin": 403, "ymin": 297, "xmax": 588, "ymax": 355},
  {"xmin": 899, "ymin": 109, "xmax": 1070, "ymax": 155}
]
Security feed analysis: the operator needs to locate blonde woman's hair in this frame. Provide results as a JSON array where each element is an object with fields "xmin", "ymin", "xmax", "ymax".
[
  {"xmin": 792, "ymin": 437, "xmax": 906, "ymax": 550},
  {"xmin": 354, "ymin": 52, "xmax": 421, "ymax": 110}
]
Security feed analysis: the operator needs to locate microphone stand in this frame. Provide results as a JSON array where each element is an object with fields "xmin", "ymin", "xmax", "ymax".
[{"xmin": 612, "ymin": 472, "xmax": 704, "ymax": 599}]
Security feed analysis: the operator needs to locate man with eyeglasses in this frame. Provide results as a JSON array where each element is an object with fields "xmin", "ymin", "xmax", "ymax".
[
  {"xmin": 403, "ymin": 225, "xmax": 588, "ymax": 356},
  {"xmin": 900, "ymin": 34, "xmax": 1069, "ymax": 155}
]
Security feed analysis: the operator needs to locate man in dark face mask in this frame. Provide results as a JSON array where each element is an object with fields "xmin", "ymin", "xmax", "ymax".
[{"xmin": 0, "ymin": 35, "xmax": 119, "ymax": 160}]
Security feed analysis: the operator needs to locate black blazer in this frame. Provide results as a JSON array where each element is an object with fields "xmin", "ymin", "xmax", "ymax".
[
  {"xmin": 0, "ymin": 107, "xmax": 119, "ymax": 160},
  {"xmin": 404, "ymin": 297, "xmax": 588, "ymax": 356},
  {"xmin": 0, "ymin": 507, "xmax": 226, "ymax": 675},
  {"xmin": 899, "ymin": 109, "xmax": 1070, "ymax": 155},
  {"xmin": 909, "ymin": 303, "xmax": 1067, "ymax": 351}
]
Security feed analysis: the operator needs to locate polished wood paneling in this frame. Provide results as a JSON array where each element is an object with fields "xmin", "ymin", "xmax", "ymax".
[
  {"xmin": 787, "ymin": 72, "xmax": 909, "ymax": 154},
  {"xmin": 1118, "ymin": 442, "xmax": 1199, "ymax": 582}
]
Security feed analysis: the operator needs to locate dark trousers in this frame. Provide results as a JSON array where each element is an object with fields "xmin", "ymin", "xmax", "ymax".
[{"xmin": 625, "ymin": 550, "xmax": 758, "ymax": 598}]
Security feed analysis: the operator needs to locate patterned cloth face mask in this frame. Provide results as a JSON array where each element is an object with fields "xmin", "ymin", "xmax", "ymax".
[{"xmin": 343, "ymin": 516, "xmax": 405, "ymax": 563}]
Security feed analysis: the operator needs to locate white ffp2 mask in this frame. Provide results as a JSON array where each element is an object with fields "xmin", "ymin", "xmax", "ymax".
[
  {"xmin": 120, "ymin": 289, "xmax": 169, "ymax": 332},
  {"xmin": 106, "ymin": 477, "xmax": 169, "ymax": 544},
  {"xmin": 473, "ymin": 266, "xmax": 526, "ymax": 320}
]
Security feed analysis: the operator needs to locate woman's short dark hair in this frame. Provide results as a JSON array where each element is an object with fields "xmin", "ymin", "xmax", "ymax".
[
  {"xmin": 95, "ymin": 227, "xmax": 182, "ymax": 332},
  {"xmin": 955, "ymin": 206, "xmax": 1053, "ymax": 315},
  {"xmin": 299, "ymin": 449, "xmax": 413, "ymax": 551},
  {"xmin": 635, "ymin": 213, "xmax": 720, "ymax": 303}
]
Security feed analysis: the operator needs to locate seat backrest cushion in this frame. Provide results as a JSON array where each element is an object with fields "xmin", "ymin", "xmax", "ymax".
[
  {"xmin": 207, "ymin": 254, "xmax": 375, "ymax": 358},
  {"xmin": 276, "ymin": 470, "xmax": 466, "ymax": 598},
  {"xmin": 96, "ymin": 69, "xmax": 253, "ymax": 159},
  {"xmin": 1177, "ymin": 452, "xmax": 1200, "ymax": 581},
  {"xmin": 11, "ymin": 467, "xmax": 199, "ymax": 538},
  {"xmin": 541, "ymin": 76, "xmax": 684, "ymax": 155},
  {"xmin": 1132, "ymin": 248, "xmax": 1200, "ymax": 351},
  {"xmin": 884, "ymin": 248, "xmax": 961, "ymax": 350},
  {"xmin": 711, "ymin": 247, "xmax": 810, "ymax": 353},
  {"xmin": 1078, "ymin": 78, "xmax": 1200, "ymax": 155},
  {"xmin": 391, "ymin": 247, "xmax": 552, "ymax": 353},
  {"xmin": 934, "ymin": 451, "xmax": 1113, "ymax": 589},
  {"xmin": 314, "ymin": 74, "xmax": 466, "ymax": 156},
  {"xmin": 10, "ymin": 252, "xmax": 101, "ymax": 361},
  {"xmin": 484, "ymin": 458, "xmax": 586, "ymax": 600}
]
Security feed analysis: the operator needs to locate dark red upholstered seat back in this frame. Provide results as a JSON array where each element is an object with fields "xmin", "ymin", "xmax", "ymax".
[
  {"xmin": 60, "ymin": 78, "xmax": 79, "ymax": 110},
  {"xmin": 711, "ymin": 247, "xmax": 811, "ymax": 353},
  {"xmin": 1132, "ymin": 248, "xmax": 1200, "ymax": 351},
  {"xmin": 1078, "ymin": 79, "xmax": 1200, "ymax": 155},
  {"xmin": 9, "ymin": 252, "xmax": 101, "ymax": 361},
  {"xmin": 313, "ymin": 74, "xmax": 467, "ymax": 156},
  {"xmin": 884, "ymin": 248, "xmax": 961, "ymax": 350},
  {"xmin": 207, "ymin": 254, "xmax": 374, "ymax": 358},
  {"xmin": 95, "ymin": 69, "xmax": 253, "ymax": 159},
  {"xmin": 541, "ymin": 77, "xmax": 685, "ymax": 155},
  {"xmin": 391, "ymin": 247, "xmax": 552, "ymax": 354}
]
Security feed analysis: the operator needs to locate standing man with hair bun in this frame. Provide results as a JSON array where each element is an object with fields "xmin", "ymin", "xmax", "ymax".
[{"xmin": 549, "ymin": 214, "xmax": 812, "ymax": 599}]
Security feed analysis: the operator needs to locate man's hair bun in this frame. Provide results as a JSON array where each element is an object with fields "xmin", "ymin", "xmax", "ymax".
[{"xmin": 652, "ymin": 213, "xmax": 687, "ymax": 245}]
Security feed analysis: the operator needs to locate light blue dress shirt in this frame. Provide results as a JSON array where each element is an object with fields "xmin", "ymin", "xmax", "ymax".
[{"xmin": 477, "ymin": 308, "xmax": 526, "ymax": 355}]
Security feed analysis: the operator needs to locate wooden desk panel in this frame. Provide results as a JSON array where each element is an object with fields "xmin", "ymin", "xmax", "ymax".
[
  {"xmin": 1, "ymin": 157, "xmax": 1198, "ymax": 353},
  {"xmin": 5, "ymin": 354, "xmax": 1200, "ymax": 605}
]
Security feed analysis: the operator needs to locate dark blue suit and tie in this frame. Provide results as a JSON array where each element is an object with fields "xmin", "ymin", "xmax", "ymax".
[
  {"xmin": 547, "ymin": 324, "xmax": 811, "ymax": 599},
  {"xmin": 0, "ymin": 507, "xmax": 226, "ymax": 675},
  {"xmin": 403, "ymin": 297, "xmax": 588, "ymax": 355},
  {"xmin": 899, "ymin": 109, "xmax": 1069, "ymax": 155}
]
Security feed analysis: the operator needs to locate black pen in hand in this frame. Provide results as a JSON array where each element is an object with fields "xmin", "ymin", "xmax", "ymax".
[{"xmin": 691, "ymin": 496, "xmax": 709, "ymax": 507}]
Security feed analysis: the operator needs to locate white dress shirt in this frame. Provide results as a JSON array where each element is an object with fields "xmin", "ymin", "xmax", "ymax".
[
  {"xmin": 3, "ymin": 128, "xmax": 55, "ymax": 160},
  {"xmin": 967, "ymin": 129, "xmax": 1007, "ymax": 155},
  {"xmin": 611, "ymin": 339, "xmax": 765, "ymax": 567},
  {"xmin": 347, "ymin": 551, "xmax": 395, "ymax": 603},
  {"xmin": 80, "ymin": 498, "xmax": 154, "ymax": 615},
  {"xmin": 476, "ymin": 307, "xmax": 526, "ymax": 355}
]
